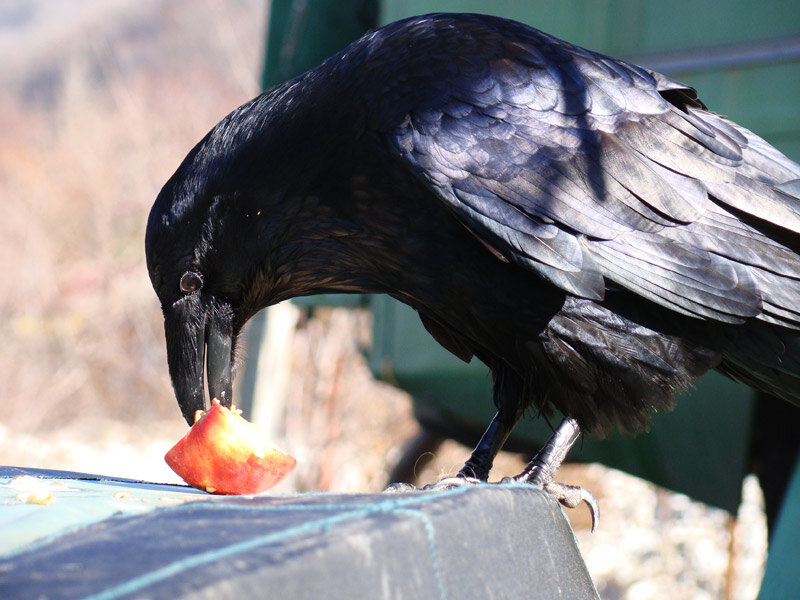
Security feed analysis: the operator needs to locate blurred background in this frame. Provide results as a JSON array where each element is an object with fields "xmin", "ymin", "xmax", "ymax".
[
  {"xmin": 2, "ymin": 1, "xmax": 799, "ymax": 598},
  {"xmin": 0, "ymin": 0, "xmax": 269, "ymax": 482}
]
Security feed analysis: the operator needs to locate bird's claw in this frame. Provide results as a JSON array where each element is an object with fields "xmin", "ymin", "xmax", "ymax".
[
  {"xmin": 543, "ymin": 481, "xmax": 600, "ymax": 533},
  {"xmin": 499, "ymin": 470, "xmax": 600, "ymax": 532}
]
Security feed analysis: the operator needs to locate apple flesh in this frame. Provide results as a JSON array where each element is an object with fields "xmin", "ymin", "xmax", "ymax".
[{"xmin": 165, "ymin": 399, "xmax": 296, "ymax": 494}]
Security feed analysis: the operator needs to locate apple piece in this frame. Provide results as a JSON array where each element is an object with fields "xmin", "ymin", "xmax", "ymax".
[{"xmin": 165, "ymin": 399, "xmax": 296, "ymax": 494}]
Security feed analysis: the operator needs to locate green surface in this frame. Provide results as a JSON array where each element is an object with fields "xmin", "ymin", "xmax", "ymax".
[
  {"xmin": 262, "ymin": 0, "xmax": 377, "ymax": 88},
  {"xmin": 1, "ymin": 468, "xmax": 599, "ymax": 600},
  {"xmin": 758, "ymin": 457, "xmax": 800, "ymax": 599},
  {"xmin": 381, "ymin": 1, "xmax": 800, "ymax": 53},
  {"xmin": 0, "ymin": 467, "xmax": 205, "ymax": 558}
]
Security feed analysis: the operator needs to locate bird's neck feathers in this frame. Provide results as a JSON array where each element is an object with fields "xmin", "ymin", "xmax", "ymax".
[{"xmin": 234, "ymin": 167, "xmax": 449, "ymax": 314}]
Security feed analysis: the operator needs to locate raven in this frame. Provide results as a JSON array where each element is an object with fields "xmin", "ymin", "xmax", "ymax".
[{"xmin": 146, "ymin": 13, "xmax": 800, "ymax": 512}]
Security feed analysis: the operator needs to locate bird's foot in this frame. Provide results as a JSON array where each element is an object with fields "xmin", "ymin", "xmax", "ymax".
[
  {"xmin": 501, "ymin": 466, "xmax": 600, "ymax": 532},
  {"xmin": 384, "ymin": 470, "xmax": 598, "ymax": 530},
  {"xmin": 384, "ymin": 475, "xmax": 483, "ymax": 493},
  {"xmin": 386, "ymin": 415, "xmax": 599, "ymax": 531}
]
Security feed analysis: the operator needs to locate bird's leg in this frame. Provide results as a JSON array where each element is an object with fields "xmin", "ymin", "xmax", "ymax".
[
  {"xmin": 458, "ymin": 409, "xmax": 520, "ymax": 480},
  {"xmin": 454, "ymin": 369, "xmax": 526, "ymax": 482},
  {"xmin": 503, "ymin": 417, "xmax": 599, "ymax": 531},
  {"xmin": 384, "ymin": 374, "xmax": 598, "ymax": 529},
  {"xmin": 513, "ymin": 416, "xmax": 581, "ymax": 484}
]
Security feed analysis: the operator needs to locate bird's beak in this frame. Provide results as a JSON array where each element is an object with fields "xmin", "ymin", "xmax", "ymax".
[{"xmin": 164, "ymin": 296, "xmax": 234, "ymax": 426}]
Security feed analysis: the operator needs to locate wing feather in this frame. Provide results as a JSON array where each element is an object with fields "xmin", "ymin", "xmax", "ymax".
[{"xmin": 377, "ymin": 14, "xmax": 800, "ymax": 327}]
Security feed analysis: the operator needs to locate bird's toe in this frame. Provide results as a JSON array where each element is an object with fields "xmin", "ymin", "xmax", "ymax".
[{"xmin": 544, "ymin": 481, "xmax": 600, "ymax": 532}]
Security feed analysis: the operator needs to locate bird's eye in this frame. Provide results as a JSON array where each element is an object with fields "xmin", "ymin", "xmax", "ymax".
[{"xmin": 179, "ymin": 271, "xmax": 203, "ymax": 293}]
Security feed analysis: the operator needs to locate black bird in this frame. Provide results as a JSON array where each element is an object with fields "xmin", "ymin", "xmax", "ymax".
[{"xmin": 146, "ymin": 13, "xmax": 800, "ymax": 516}]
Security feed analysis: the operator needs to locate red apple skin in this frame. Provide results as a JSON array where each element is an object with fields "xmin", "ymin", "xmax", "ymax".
[{"xmin": 165, "ymin": 400, "xmax": 296, "ymax": 494}]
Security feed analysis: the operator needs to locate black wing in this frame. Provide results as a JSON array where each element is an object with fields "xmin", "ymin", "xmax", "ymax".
[{"xmin": 370, "ymin": 14, "xmax": 800, "ymax": 328}]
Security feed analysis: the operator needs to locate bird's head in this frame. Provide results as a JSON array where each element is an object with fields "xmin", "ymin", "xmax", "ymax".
[
  {"xmin": 145, "ymin": 152, "xmax": 245, "ymax": 425},
  {"xmin": 144, "ymin": 91, "xmax": 302, "ymax": 424},
  {"xmin": 145, "ymin": 77, "xmax": 376, "ymax": 425}
]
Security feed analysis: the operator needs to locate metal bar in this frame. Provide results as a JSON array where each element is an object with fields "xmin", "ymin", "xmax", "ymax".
[{"xmin": 625, "ymin": 35, "xmax": 800, "ymax": 75}]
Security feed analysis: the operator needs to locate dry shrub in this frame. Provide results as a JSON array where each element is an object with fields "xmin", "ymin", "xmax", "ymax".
[{"xmin": 0, "ymin": 0, "xmax": 265, "ymax": 432}]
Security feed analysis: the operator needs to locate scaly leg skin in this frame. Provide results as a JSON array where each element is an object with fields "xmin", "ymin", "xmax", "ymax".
[{"xmin": 502, "ymin": 417, "xmax": 600, "ymax": 532}]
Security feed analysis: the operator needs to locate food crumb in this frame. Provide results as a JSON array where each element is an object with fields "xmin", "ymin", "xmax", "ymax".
[{"xmin": 16, "ymin": 491, "xmax": 56, "ymax": 505}]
